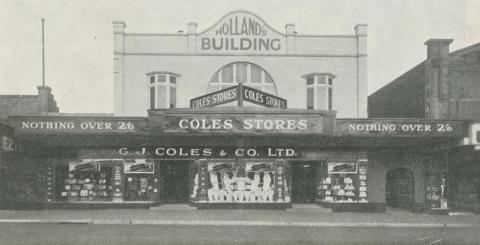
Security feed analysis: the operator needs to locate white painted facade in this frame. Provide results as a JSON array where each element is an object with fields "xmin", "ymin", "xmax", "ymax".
[{"xmin": 113, "ymin": 10, "xmax": 367, "ymax": 118}]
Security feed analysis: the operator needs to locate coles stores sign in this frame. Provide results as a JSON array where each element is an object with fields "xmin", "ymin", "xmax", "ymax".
[{"xmin": 178, "ymin": 118, "xmax": 307, "ymax": 130}]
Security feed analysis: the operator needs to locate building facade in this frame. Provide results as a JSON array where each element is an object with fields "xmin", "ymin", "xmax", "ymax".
[
  {"xmin": 369, "ymin": 39, "xmax": 480, "ymax": 212},
  {"xmin": 0, "ymin": 11, "xmax": 469, "ymax": 213},
  {"xmin": 0, "ymin": 86, "xmax": 59, "ymax": 120},
  {"xmin": 113, "ymin": 10, "xmax": 368, "ymax": 118}
]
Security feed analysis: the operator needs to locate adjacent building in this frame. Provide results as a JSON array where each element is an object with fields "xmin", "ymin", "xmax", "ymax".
[
  {"xmin": 0, "ymin": 86, "xmax": 59, "ymax": 120},
  {"xmin": 369, "ymin": 39, "xmax": 480, "ymax": 212}
]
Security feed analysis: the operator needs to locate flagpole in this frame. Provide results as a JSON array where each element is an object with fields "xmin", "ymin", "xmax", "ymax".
[{"xmin": 42, "ymin": 18, "xmax": 45, "ymax": 87}]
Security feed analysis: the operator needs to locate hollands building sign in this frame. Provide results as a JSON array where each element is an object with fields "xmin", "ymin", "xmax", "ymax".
[{"xmin": 197, "ymin": 11, "xmax": 286, "ymax": 54}]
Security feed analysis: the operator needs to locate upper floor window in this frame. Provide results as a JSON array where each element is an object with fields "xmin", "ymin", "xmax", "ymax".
[
  {"xmin": 147, "ymin": 72, "xmax": 180, "ymax": 109},
  {"xmin": 208, "ymin": 62, "xmax": 277, "ymax": 95},
  {"xmin": 303, "ymin": 73, "xmax": 335, "ymax": 110}
]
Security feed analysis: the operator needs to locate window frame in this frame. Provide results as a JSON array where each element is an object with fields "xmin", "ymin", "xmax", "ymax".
[
  {"xmin": 305, "ymin": 74, "xmax": 335, "ymax": 110},
  {"xmin": 148, "ymin": 72, "xmax": 179, "ymax": 109},
  {"xmin": 208, "ymin": 62, "xmax": 277, "ymax": 95}
]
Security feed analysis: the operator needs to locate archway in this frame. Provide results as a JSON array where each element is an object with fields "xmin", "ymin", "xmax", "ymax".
[{"xmin": 386, "ymin": 168, "xmax": 415, "ymax": 209}]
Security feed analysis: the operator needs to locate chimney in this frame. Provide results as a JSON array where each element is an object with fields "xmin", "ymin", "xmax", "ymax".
[
  {"xmin": 424, "ymin": 39, "xmax": 453, "ymax": 119},
  {"xmin": 285, "ymin": 24, "xmax": 296, "ymax": 54},
  {"xmin": 37, "ymin": 86, "xmax": 58, "ymax": 113},
  {"xmin": 425, "ymin": 39, "xmax": 453, "ymax": 59},
  {"xmin": 187, "ymin": 22, "xmax": 198, "ymax": 34},
  {"xmin": 187, "ymin": 22, "xmax": 198, "ymax": 53},
  {"xmin": 285, "ymin": 23, "xmax": 295, "ymax": 36}
]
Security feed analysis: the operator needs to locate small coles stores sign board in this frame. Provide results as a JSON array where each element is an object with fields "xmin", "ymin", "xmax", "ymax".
[
  {"xmin": 197, "ymin": 11, "xmax": 286, "ymax": 54},
  {"xmin": 190, "ymin": 84, "xmax": 287, "ymax": 109}
]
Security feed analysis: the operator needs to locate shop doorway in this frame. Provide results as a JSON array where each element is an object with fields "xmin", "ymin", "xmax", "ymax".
[
  {"xmin": 291, "ymin": 162, "xmax": 317, "ymax": 203},
  {"xmin": 160, "ymin": 161, "xmax": 190, "ymax": 204},
  {"xmin": 386, "ymin": 168, "xmax": 415, "ymax": 209}
]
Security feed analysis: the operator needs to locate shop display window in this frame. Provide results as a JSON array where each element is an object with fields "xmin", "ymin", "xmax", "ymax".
[
  {"xmin": 56, "ymin": 160, "xmax": 113, "ymax": 202},
  {"xmin": 317, "ymin": 160, "xmax": 368, "ymax": 203},
  {"xmin": 425, "ymin": 156, "xmax": 448, "ymax": 210},
  {"xmin": 123, "ymin": 159, "xmax": 157, "ymax": 202},
  {"xmin": 192, "ymin": 160, "xmax": 289, "ymax": 203},
  {"xmin": 54, "ymin": 159, "xmax": 158, "ymax": 203}
]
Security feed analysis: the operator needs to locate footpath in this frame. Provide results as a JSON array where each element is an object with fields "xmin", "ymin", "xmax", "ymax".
[{"xmin": 0, "ymin": 205, "xmax": 479, "ymax": 228}]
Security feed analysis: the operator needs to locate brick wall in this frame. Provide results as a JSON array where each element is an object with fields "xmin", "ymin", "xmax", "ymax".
[
  {"xmin": 368, "ymin": 63, "xmax": 425, "ymax": 118},
  {"xmin": 0, "ymin": 86, "xmax": 59, "ymax": 119}
]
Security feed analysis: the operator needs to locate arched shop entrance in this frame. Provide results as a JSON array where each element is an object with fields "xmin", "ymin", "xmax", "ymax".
[{"xmin": 386, "ymin": 168, "xmax": 415, "ymax": 209}]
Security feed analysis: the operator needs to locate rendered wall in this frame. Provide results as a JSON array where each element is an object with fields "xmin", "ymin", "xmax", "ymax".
[
  {"xmin": 120, "ymin": 55, "xmax": 361, "ymax": 117},
  {"xmin": 368, "ymin": 150, "xmax": 426, "ymax": 211},
  {"xmin": 113, "ymin": 11, "xmax": 368, "ymax": 118}
]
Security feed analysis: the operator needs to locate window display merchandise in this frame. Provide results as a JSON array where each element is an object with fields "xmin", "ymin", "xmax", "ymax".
[
  {"xmin": 124, "ymin": 159, "xmax": 157, "ymax": 202},
  {"xmin": 425, "ymin": 156, "xmax": 448, "ymax": 210},
  {"xmin": 192, "ymin": 160, "xmax": 289, "ymax": 204},
  {"xmin": 58, "ymin": 160, "xmax": 113, "ymax": 202},
  {"xmin": 55, "ymin": 159, "xmax": 158, "ymax": 203},
  {"xmin": 318, "ymin": 160, "xmax": 368, "ymax": 203}
]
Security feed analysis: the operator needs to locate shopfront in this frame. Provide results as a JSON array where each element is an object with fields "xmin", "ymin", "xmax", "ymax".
[{"xmin": 3, "ymin": 110, "xmax": 467, "ymax": 212}]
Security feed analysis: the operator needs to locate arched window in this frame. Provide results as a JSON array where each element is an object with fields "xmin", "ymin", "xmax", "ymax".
[
  {"xmin": 303, "ymin": 73, "xmax": 335, "ymax": 110},
  {"xmin": 208, "ymin": 62, "xmax": 277, "ymax": 95},
  {"xmin": 147, "ymin": 72, "xmax": 180, "ymax": 109}
]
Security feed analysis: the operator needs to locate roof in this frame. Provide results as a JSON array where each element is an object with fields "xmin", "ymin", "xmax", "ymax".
[{"xmin": 450, "ymin": 42, "xmax": 480, "ymax": 56}]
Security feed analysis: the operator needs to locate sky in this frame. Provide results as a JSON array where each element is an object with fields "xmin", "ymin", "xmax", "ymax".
[{"xmin": 0, "ymin": 0, "xmax": 478, "ymax": 113}]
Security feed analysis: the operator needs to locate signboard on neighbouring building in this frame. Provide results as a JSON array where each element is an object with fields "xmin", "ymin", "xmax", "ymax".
[{"xmin": 335, "ymin": 119, "xmax": 466, "ymax": 137}]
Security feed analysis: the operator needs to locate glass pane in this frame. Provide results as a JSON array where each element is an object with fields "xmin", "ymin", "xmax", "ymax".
[
  {"xmin": 265, "ymin": 73, "xmax": 274, "ymax": 84},
  {"xmin": 328, "ymin": 87, "xmax": 333, "ymax": 111},
  {"xmin": 150, "ymin": 87, "xmax": 155, "ymax": 109},
  {"xmin": 157, "ymin": 86, "xmax": 167, "ymax": 108},
  {"xmin": 58, "ymin": 160, "xmax": 113, "ymax": 202},
  {"xmin": 207, "ymin": 86, "xmax": 218, "ymax": 93},
  {"xmin": 236, "ymin": 63, "xmax": 248, "ymax": 84},
  {"xmin": 210, "ymin": 72, "xmax": 219, "ymax": 84},
  {"xmin": 248, "ymin": 85, "xmax": 262, "ymax": 91},
  {"xmin": 170, "ymin": 75, "xmax": 176, "ymax": 84},
  {"xmin": 307, "ymin": 87, "xmax": 314, "ymax": 109},
  {"xmin": 251, "ymin": 64, "xmax": 262, "ymax": 83},
  {"xmin": 317, "ymin": 76, "xmax": 326, "ymax": 84},
  {"xmin": 149, "ymin": 76, "xmax": 155, "ymax": 84},
  {"xmin": 263, "ymin": 85, "xmax": 277, "ymax": 95},
  {"xmin": 170, "ymin": 87, "xmax": 176, "ymax": 109},
  {"xmin": 193, "ymin": 160, "xmax": 287, "ymax": 204},
  {"xmin": 221, "ymin": 64, "xmax": 233, "ymax": 83},
  {"xmin": 317, "ymin": 87, "xmax": 327, "ymax": 110},
  {"xmin": 306, "ymin": 77, "xmax": 314, "ymax": 85},
  {"xmin": 124, "ymin": 160, "xmax": 155, "ymax": 201},
  {"xmin": 157, "ymin": 74, "xmax": 166, "ymax": 83}
]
